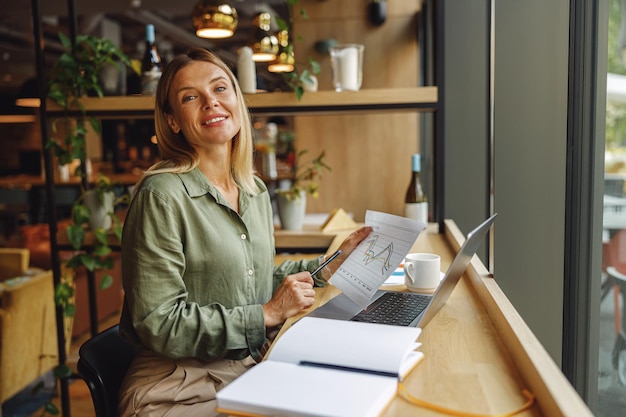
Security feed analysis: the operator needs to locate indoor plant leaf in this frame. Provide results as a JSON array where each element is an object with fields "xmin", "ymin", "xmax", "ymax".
[
  {"xmin": 66, "ymin": 224, "xmax": 86, "ymax": 250},
  {"xmin": 100, "ymin": 274, "xmax": 113, "ymax": 290},
  {"xmin": 80, "ymin": 254, "xmax": 98, "ymax": 271},
  {"xmin": 92, "ymin": 243, "xmax": 112, "ymax": 257}
]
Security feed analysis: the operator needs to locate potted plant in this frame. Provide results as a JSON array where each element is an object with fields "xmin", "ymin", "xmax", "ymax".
[
  {"xmin": 275, "ymin": 149, "xmax": 331, "ymax": 230},
  {"xmin": 275, "ymin": 0, "xmax": 321, "ymax": 100},
  {"xmin": 47, "ymin": 32, "xmax": 131, "ymax": 166},
  {"xmin": 65, "ymin": 175, "xmax": 127, "ymax": 288},
  {"xmin": 46, "ymin": 30, "xmax": 131, "ymax": 292},
  {"xmin": 35, "ymin": 32, "xmax": 131, "ymax": 415},
  {"xmin": 282, "ymin": 53, "xmax": 321, "ymax": 100}
]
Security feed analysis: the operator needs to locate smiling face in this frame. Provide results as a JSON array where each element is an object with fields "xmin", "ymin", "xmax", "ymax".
[{"xmin": 165, "ymin": 60, "xmax": 241, "ymax": 152}]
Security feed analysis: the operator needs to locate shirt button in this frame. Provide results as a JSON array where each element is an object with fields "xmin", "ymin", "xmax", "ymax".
[
  {"xmin": 241, "ymin": 234, "xmax": 247, "ymax": 240},
  {"xmin": 248, "ymin": 269, "xmax": 254, "ymax": 276}
]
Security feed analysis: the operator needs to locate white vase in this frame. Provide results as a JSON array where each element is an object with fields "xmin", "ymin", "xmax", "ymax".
[
  {"xmin": 57, "ymin": 164, "xmax": 70, "ymax": 182},
  {"xmin": 302, "ymin": 74, "xmax": 318, "ymax": 92},
  {"xmin": 237, "ymin": 46, "xmax": 257, "ymax": 94},
  {"xmin": 83, "ymin": 190, "xmax": 115, "ymax": 231},
  {"xmin": 276, "ymin": 191, "xmax": 307, "ymax": 230}
]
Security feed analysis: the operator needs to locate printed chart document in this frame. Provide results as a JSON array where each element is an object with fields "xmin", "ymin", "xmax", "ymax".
[
  {"xmin": 216, "ymin": 316, "xmax": 424, "ymax": 417},
  {"xmin": 330, "ymin": 210, "xmax": 426, "ymax": 307}
]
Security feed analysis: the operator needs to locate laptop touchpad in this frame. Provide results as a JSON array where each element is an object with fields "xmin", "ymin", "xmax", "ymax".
[{"xmin": 307, "ymin": 293, "xmax": 363, "ymax": 320}]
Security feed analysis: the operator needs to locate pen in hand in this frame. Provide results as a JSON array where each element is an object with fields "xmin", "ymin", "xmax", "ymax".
[{"xmin": 311, "ymin": 249, "xmax": 342, "ymax": 277}]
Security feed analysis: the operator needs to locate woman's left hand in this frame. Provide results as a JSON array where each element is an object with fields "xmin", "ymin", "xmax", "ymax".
[{"xmin": 319, "ymin": 226, "xmax": 372, "ymax": 280}]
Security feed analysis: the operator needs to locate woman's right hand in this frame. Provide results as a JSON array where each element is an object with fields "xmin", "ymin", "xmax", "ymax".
[{"xmin": 263, "ymin": 272, "xmax": 315, "ymax": 328}]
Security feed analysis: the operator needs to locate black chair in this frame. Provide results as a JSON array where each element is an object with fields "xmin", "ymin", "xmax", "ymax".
[{"xmin": 77, "ymin": 325, "xmax": 137, "ymax": 417}]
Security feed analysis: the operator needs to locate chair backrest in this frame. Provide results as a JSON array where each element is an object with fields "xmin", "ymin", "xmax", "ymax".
[
  {"xmin": 607, "ymin": 229, "xmax": 626, "ymax": 276},
  {"xmin": 77, "ymin": 325, "xmax": 137, "ymax": 417}
]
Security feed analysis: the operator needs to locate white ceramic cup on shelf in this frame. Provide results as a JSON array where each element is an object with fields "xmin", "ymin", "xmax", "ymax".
[{"xmin": 403, "ymin": 253, "xmax": 441, "ymax": 292}]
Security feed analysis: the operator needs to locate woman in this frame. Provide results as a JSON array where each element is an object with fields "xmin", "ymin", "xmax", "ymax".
[{"xmin": 117, "ymin": 48, "xmax": 371, "ymax": 416}]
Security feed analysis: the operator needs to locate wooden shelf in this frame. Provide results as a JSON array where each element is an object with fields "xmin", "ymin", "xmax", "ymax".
[
  {"xmin": 45, "ymin": 87, "xmax": 438, "ymax": 118},
  {"xmin": 244, "ymin": 87, "xmax": 438, "ymax": 115}
]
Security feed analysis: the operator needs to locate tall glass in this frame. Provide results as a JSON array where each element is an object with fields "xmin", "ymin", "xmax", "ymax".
[{"xmin": 329, "ymin": 44, "xmax": 365, "ymax": 92}]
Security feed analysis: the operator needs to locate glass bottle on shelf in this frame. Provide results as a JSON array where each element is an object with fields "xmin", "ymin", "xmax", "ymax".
[
  {"xmin": 263, "ymin": 122, "xmax": 278, "ymax": 179},
  {"xmin": 404, "ymin": 153, "xmax": 428, "ymax": 223},
  {"xmin": 254, "ymin": 122, "xmax": 278, "ymax": 180},
  {"xmin": 141, "ymin": 24, "xmax": 162, "ymax": 96}
]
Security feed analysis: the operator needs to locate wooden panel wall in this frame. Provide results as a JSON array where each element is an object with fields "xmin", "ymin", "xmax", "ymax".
[{"xmin": 291, "ymin": 0, "xmax": 421, "ymax": 222}]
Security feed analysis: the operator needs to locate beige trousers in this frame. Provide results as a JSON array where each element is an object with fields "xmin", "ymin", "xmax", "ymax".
[{"xmin": 118, "ymin": 350, "xmax": 257, "ymax": 417}]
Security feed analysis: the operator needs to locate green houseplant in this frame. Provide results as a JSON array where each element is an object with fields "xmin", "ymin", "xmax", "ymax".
[
  {"xmin": 64, "ymin": 175, "xmax": 126, "ymax": 290},
  {"xmin": 276, "ymin": 149, "xmax": 331, "ymax": 201},
  {"xmin": 275, "ymin": 0, "xmax": 321, "ymax": 100},
  {"xmin": 275, "ymin": 149, "xmax": 331, "ymax": 230},
  {"xmin": 47, "ymin": 31, "xmax": 131, "ymax": 301},
  {"xmin": 35, "ymin": 32, "xmax": 131, "ymax": 415},
  {"xmin": 47, "ymin": 32, "xmax": 131, "ymax": 166}
]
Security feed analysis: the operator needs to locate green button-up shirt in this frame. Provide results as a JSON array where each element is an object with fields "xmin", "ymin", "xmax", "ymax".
[{"xmin": 119, "ymin": 167, "xmax": 324, "ymax": 361}]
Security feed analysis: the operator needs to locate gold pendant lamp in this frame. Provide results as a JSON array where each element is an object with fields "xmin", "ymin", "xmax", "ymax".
[
  {"xmin": 192, "ymin": 1, "xmax": 238, "ymax": 39},
  {"xmin": 267, "ymin": 30, "xmax": 295, "ymax": 73},
  {"xmin": 250, "ymin": 12, "xmax": 278, "ymax": 62}
]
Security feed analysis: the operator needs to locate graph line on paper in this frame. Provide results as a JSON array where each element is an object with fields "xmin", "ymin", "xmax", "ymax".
[
  {"xmin": 328, "ymin": 210, "xmax": 427, "ymax": 307},
  {"xmin": 362, "ymin": 234, "xmax": 394, "ymax": 275}
]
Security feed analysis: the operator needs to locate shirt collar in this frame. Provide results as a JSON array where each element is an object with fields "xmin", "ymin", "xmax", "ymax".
[
  {"xmin": 177, "ymin": 167, "xmax": 259, "ymax": 214},
  {"xmin": 178, "ymin": 167, "xmax": 213, "ymax": 198}
]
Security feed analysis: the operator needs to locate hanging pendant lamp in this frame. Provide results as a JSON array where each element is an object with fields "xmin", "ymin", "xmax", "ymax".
[
  {"xmin": 192, "ymin": 1, "xmax": 238, "ymax": 39},
  {"xmin": 250, "ymin": 12, "xmax": 278, "ymax": 62},
  {"xmin": 268, "ymin": 30, "xmax": 295, "ymax": 73}
]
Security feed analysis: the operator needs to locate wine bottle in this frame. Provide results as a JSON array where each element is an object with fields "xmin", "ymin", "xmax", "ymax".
[
  {"xmin": 141, "ymin": 24, "xmax": 162, "ymax": 96},
  {"xmin": 404, "ymin": 153, "xmax": 428, "ymax": 223}
]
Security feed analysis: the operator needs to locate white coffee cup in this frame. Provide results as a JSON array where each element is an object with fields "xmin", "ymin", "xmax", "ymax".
[{"xmin": 404, "ymin": 253, "xmax": 441, "ymax": 292}]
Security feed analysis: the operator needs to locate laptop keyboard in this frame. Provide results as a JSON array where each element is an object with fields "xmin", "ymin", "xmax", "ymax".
[{"xmin": 350, "ymin": 292, "xmax": 431, "ymax": 326}]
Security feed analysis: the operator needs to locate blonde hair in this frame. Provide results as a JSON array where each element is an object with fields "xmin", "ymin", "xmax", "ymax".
[{"xmin": 135, "ymin": 48, "xmax": 259, "ymax": 195}]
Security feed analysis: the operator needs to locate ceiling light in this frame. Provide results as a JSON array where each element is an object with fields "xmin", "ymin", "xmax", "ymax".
[
  {"xmin": 267, "ymin": 51, "xmax": 295, "ymax": 73},
  {"xmin": 192, "ymin": 1, "xmax": 238, "ymax": 39},
  {"xmin": 268, "ymin": 30, "xmax": 294, "ymax": 73},
  {"xmin": 250, "ymin": 13, "xmax": 278, "ymax": 63}
]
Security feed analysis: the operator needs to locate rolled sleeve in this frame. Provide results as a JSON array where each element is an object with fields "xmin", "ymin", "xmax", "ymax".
[
  {"xmin": 272, "ymin": 256, "xmax": 327, "ymax": 288},
  {"xmin": 243, "ymin": 304, "xmax": 267, "ymax": 357}
]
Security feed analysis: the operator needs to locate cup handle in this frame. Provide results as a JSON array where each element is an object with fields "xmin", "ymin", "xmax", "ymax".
[{"xmin": 403, "ymin": 263, "xmax": 414, "ymax": 285}]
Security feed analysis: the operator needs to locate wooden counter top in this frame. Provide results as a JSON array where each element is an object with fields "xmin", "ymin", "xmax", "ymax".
[
  {"xmin": 273, "ymin": 224, "xmax": 341, "ymax": 252},
  {"xmin": 275, "ymin": 221, "xmax": 592, "ymax": 417}
]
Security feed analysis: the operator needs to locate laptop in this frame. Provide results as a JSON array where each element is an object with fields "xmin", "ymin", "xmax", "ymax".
[{"xmin": 307, "ymin": 213, "xmax": 497, "ymax": 328}]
